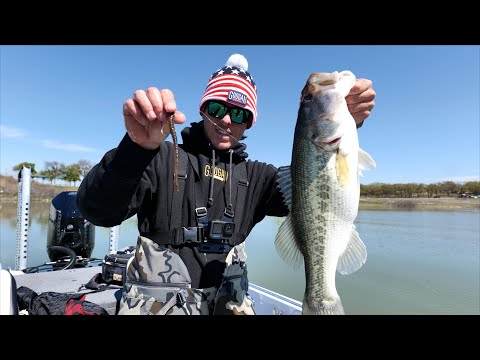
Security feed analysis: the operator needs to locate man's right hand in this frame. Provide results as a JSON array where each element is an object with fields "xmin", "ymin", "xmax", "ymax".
[{"xmin": 123, "ymin": 87, "xmax": 186, "ymax": 150}]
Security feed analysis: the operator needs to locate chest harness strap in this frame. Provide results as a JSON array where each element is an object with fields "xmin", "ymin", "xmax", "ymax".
[{"xmin": 151, "ymin": 147, "xmax": 248, "ymax": 254}]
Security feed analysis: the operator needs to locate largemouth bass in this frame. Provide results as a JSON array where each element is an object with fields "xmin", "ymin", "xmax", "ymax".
[{"xmin": 275, "ymin": 71, "xmax": 376, "ymax": 315}]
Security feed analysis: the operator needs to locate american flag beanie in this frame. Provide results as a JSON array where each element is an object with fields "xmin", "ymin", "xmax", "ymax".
[{"xmin": 199, "ymin": 54, "xmax": 257, "ymax": 129}]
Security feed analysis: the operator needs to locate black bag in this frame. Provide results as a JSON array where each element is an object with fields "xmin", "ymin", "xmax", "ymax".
[
  {"xmin": 82, "ymin": 250, "xmax": 134, "ymax": 292},
  {"xmin": 17, "ymin": 286, "xmax": 109, "ymax": 315},
  {"xmin": 102, "ymin": 252, "xmax": 134, "ymax": 286}
]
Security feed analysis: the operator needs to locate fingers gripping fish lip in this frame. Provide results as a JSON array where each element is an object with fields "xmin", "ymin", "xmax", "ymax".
[
  {"xmin": 307, "ymin": 71, "xmax": 356, "ymax": 97},
  {"xmin": 302, "ymin": 70, "xmax": 355, "ymax": 122},
  {"xmin": 303, "ymin": 69, "xmax": 356, "ymax": 145},
  {"xmin": 307, "ymin": 71, "xmax": 342, "ymax": 87}
]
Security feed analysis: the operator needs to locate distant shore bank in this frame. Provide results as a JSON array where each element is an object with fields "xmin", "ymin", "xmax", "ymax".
[{"xmin": 359, "ymin": 197, "xmax": 480, "ymax": 211}]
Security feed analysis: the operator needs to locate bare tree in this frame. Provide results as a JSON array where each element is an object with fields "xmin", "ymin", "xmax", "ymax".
[{"xmin": 77, "ymin": 159, "xmax": 94, "ymax": 179}]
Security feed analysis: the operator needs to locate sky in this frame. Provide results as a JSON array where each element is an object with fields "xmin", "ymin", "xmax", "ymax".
[{"xmin": 0, "ymin": 45, "xmax": 478, "ymax": 185}]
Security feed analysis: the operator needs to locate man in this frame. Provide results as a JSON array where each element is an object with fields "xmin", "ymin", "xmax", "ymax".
[{"xmin": 77, "ymin": 54, "xmax": 375, "ymax": 315}]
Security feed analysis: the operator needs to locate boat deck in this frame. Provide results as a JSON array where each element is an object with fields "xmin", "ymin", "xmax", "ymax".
[{"xmin": 12, "ymin": 266, "xmax": 302, "ymax": 315}]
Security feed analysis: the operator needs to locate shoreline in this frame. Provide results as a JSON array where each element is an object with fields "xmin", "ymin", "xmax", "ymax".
[{"xmin": 359, "ymin": 197, "xmax": 480, "ymax": 211}]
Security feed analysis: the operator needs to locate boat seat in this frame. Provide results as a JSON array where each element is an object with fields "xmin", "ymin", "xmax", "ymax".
[{"xmin": 12, "ymin": 266, "xmax": 120, "ymax": 315}]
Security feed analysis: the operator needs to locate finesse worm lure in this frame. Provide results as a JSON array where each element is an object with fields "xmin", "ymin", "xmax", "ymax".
[{"xmin": 168, "ymin": 112, "xmax": 179, "ymax": 192}]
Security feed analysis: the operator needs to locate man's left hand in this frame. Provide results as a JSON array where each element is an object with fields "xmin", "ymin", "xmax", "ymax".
[{"xmin": 346, "ymin": 78, "xmax": 376, "ymax": 125}]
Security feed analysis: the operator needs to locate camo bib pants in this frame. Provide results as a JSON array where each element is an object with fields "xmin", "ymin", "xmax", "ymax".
[{"xmin": 118, "ymin": 236, "xmax": 255, "ymax": 315}]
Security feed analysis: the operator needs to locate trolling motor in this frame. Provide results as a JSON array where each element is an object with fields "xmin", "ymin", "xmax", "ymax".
[{"xmin": 46, "ymin": 191, "xmax": 95, "ymax": 268}]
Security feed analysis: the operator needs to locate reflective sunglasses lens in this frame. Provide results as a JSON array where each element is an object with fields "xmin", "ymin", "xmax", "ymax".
[
  {"xmin": 207, "ymin": 102, "xmax": 227, "ymax": 118},
  {"xmin": 230, "ymin": 108, "xmax": 245, "ymax": 124},
  {"xmin": 233, "ymin": 108, "xmax": 252, "ymax": 124}
]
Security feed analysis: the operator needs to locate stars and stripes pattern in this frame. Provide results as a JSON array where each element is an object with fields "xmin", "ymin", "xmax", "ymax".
[{"xmin": 200, "ymin": 65, "xmax": 258, "ymax": 129}]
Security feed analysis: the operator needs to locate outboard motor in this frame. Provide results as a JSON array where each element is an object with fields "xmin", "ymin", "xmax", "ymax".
[{"xmin": 47, "ymin": 191, "xmax": 95, "ymax": 264}]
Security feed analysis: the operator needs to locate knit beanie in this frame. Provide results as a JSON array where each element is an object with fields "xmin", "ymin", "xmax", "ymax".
[{"xmin": 199, "ymin": 54, "xmax": 257, "ymax": 129}]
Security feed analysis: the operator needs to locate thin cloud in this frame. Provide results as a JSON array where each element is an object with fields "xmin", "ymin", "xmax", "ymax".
[
  {"xmin": 0, "ymin": 125, "xmax": 26, "ymax": 138},
  {"xmin": 40, "ymin": 139, "xmax": 99, "ymax": 153}
]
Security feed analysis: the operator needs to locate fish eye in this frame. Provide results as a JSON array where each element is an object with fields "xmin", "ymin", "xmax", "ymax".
[{"xmin": 302, "ymin": 94, "xmax": 313, "ymax": 103}]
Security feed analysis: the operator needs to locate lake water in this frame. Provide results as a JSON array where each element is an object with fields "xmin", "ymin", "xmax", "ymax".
[{"xmin": 1, "ymin": 201, "xmax": 479, "ymax": 315}]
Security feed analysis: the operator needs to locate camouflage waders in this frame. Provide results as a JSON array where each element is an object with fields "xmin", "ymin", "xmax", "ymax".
[{"xmin": 118, "ymin": 236, "xmax": 255, "ymax": 315}]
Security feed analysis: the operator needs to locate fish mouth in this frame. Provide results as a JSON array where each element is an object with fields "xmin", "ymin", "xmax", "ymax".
[{"xmin": 323, "ymin": 137, "xmax": 341, "ymax": 145}]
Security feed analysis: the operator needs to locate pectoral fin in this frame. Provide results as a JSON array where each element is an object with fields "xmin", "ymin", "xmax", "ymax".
[
  {"xmin": 337, "ymin": 224, "xmax": 367, "ymax": 275},
  {"xmin": 358, "ymin": 148, "xmax": 376, "ymax": 176},
  {"xmin": 274, "ymin": 215, "xmax": 303, "ymax": 269}
]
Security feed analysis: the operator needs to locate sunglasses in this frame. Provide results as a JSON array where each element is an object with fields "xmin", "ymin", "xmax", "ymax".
[{"xmin": 205, "ymin": 101, "xmax": 252, "ymax": 125}]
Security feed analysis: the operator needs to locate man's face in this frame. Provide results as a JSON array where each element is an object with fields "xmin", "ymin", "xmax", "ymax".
[{"xmin": 201, "ymin": 101, "xmax": 248, "ymax": 151}]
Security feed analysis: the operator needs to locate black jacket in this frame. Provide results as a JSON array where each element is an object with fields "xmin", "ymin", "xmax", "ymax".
[{"xmin": 77, "ymin": 121, "xmax": 288, "ymax": 288}]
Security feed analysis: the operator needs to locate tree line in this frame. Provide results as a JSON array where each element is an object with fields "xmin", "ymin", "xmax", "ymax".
[
  {"xmin": 11, "ymin": 161, "xmax": 480, "ymax": 197},
  {"xmin": 360, "ymin": 181, "xmax": 480, "ymax": 198},
  {"xmin": 13, "ymin": 160, "xmax": 94, "ymax": 186}
]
